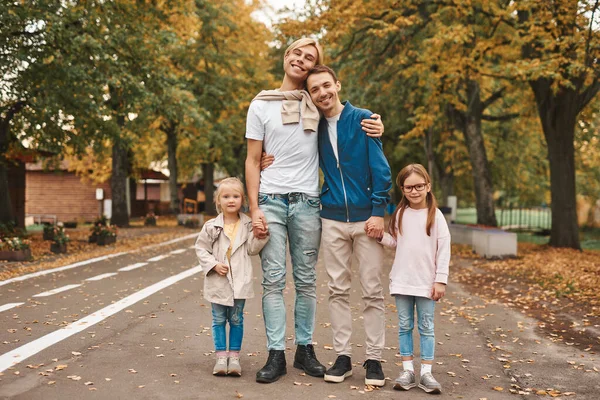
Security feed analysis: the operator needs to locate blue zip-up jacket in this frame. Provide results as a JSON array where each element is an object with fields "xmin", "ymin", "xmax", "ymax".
[{"xmin": 318, "ymin": 101, "xmax": 392, "ymax": 222}]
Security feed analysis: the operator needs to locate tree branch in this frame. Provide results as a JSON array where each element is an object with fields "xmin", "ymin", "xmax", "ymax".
[
  {"xmin": 481, "ymin": 87, "xmax": 506, "ymax": 111},
  {"xmin": 481, "ymin": 113, "xmax": 519, "ymax": 122},
  {"xmin": 578, "ymin": 80, "xmax": 600, "ymax": 114},
  {"xmin": 585, "ymin": 0, "xmax": 599, "ymax": 68},
  {"xmin": 0, "ymin": 100, "xmax": 27, "ymax": 150}
]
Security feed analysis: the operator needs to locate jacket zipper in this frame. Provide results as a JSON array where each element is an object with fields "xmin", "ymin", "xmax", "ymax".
[{"xmin": 337, "ymin": 161, "xmax": 350, "ymax": 222}]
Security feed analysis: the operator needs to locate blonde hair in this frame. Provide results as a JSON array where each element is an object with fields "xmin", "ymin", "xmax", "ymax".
[
  {"xmin": 389, "ymin": 164, "xmax": 438, "ymax": 237},
  {"xmin": 284, "ymin": 38, "xmax": 324, "ymax": 67},
  {"xmin": 214, "ymin": 177, "xmax": 246, "ymax": 213}
]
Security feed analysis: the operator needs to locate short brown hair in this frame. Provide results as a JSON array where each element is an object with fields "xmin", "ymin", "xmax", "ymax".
[{"xmin": 306, "ymin": 64, "xmax": 338, "ymax": 83}]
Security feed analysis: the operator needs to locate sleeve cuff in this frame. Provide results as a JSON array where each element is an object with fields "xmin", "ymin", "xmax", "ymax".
[
  {"xmin": 371, "ymin": 205, "xmax": 386, "ymax": 217},
  {"xmin": 435, "ymin": 273, "xmax": 448, "ymax": 284}
]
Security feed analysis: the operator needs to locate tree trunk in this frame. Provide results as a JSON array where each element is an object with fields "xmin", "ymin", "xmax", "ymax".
[
  {"xmin": 202, "ymin": 163, "xmax": 216, "ymax": 215},
  {"xmin": 111, "ymin": 138, "xmax": 130, "ymax": 226},
  {"xmin": 0, "ymin": 157, "xmax": 14, "ymax": 225},
  {"xmin": 424, "ymin": 127, "xmax": 435, "ymax": 180},
  {"xmin": 0, "ymin": 102, "xmax": 25, "ymax": 225},
  {"xmin": 438, "ymin": 168, "xmax": 455, "ymax": 207},
  {"xmin": 532, "ymin": 81, "xmax": 581, "ymax": 249},
  {"xmin": 456, "ymin": 80, "xmax": 497, "ymax": 226},
  {"xmin": 165, "ymin": 122, "xmax": 179, "ymax": 214}
]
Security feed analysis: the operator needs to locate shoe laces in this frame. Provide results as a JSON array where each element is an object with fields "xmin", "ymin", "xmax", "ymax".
[
  {"xmin": 304, "ymin": 345, "xmax": 317, "ymax": 362},
  {"xmin": 399, "ymin": 369, "xmax": 414, "ymax": 379}
]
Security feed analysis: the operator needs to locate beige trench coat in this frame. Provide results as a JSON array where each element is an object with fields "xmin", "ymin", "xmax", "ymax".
[{"xmin": 194, "ymin": 213, "xmax": 268, "ymax": 306}]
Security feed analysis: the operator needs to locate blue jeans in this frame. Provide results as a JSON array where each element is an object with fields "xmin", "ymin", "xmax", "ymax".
[
  {"xmin": 258, "ymin": 192, "xmax": 321, "ymax": 350},
  {"xmin": 395, "ymin": 295, "xmax": 435, "ymax": 361},
  {"xmin": 211, "ymin": 300, "xmax": 245, "ymax": 352}
]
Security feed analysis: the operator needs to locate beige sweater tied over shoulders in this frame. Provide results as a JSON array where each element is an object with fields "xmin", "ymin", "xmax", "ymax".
[{"xmin": 252, "ymin": 89, "xmax": 320, "ymax": 133}]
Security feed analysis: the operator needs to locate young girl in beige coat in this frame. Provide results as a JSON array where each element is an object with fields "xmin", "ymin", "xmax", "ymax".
[{"xmin": 195, "ymin": 178, "xmax": 269, "ymax": 377}]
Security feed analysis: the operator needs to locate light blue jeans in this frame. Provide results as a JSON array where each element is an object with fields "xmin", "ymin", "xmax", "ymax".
[
  {"xmin": 395, "ymin": 295, "xmax": 436, "ymax": 361},
  {"xmin": 211, "ymin": 299, "xmax": 245, "ymax": 352},
  {"xmin": 258, "ymin": 192, "xmax": 321, "ymax": 350}
]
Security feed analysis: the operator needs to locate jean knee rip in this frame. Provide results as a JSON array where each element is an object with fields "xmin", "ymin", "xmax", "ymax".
[
  {"xmin": 302, "ymin": 249, "xmax": 318, "ymax": 264},
  {"xmin": 419, "ymin": 317, "xmax": 434, "ymax": 333},
  {"xmin": 230, "ymin": 312, "xmax": 243, "ymax": 326}
]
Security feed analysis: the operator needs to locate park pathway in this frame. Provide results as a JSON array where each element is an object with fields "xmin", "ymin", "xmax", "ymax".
[{"xmin": 0, "ymin": 236, "xmax": 597, "ymax": 399}]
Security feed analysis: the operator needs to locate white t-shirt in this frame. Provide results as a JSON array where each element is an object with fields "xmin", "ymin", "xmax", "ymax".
[
  {"xmin": 245, "ymin": 99, "xmax": 319, "ymax": 196},
  {"xmin": 326, "ymin": 113, "xmax": 341, "ymax": 162}
]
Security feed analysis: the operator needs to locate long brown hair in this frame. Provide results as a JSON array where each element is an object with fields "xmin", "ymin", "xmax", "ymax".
[{"xmin": 388, "ymin": 164, "xmax": 438, "ymax": 237}]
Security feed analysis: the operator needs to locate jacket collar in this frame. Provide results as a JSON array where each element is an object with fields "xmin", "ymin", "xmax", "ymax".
[
  {"xmin": 212, "ymin": 212, "xmax": 251, "ymax": 229},
  {"xmin": 340, "ymin": 100, "xmax": 354, "ymax": 120}
]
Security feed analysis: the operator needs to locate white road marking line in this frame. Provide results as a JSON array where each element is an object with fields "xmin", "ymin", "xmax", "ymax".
[
  {"xmin": 32, "ymin": 284, "xmax": 82, "ymax": 297},
  {"xmin": 169, "ymin": 249, "xmax": 186, "ymax": 255},
  {"xmin": 85, "ymin": 273, "xmax": 118, "ymax": 282},
  {"xmin": 0, "ymin": 265, "xmax": 202, "ymax": 373},
  {"xmin": 0, "ymin": 233, "xmax": 198, "ymax": 287},
  {"xmin": 118, "ymin": 262, "xmax": 148, "ymax": 272},
  {"xmin": 147, "ymin": 255, "xmax": 168, "ymax": 262},
  {"xmin": 0, "ymin": 303, "xmax": 24, "ymax": 313}
]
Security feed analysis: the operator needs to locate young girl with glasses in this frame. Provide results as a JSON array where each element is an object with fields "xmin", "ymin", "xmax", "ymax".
[
  {"xmin": 195, "ymin": 177, "xmax": 269, "ymax": 377},
  {"xmin": 378, "ymin": 164, "xmax": 451, "ymax": 394}
]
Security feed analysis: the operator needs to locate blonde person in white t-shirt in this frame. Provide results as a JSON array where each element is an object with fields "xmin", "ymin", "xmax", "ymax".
[{"xmin": 378, "ymin": 164, "xmax": 451, "ymax": 394}]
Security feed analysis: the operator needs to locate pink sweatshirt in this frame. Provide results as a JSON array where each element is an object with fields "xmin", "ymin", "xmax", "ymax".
[{"xmin": 380, "ymin": 207, "xmax": 451, "ymax": 299}]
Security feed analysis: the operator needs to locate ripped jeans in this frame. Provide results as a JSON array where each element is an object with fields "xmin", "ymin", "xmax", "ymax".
[
  {"xmin": 258, "ymin": 192, "xmax": 321, "ymax": 350},
  {"xmin": 212, "ymin": 300, "xmax": 245, "ymax": 352},
  {"xmin": 395, "ymin": 295, "xmax": 436, "ymax": 361}
]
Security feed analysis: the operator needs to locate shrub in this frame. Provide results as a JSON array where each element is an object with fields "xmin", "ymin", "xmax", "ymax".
[
  {"xmin": 0, "ymin": 237, "xmax": 30, "ymax": 251},
  {"xmin": 52, "ymin": 226, "xmax": 70, "ymax": 245}
]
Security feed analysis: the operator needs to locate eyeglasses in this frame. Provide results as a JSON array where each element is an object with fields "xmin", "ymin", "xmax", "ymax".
[{"xmin": 402, "ymin": 183, "xmax": 427, "ymax": 193}]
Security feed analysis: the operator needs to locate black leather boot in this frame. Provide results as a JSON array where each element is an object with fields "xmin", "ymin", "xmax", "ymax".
[
  {"xmin": 293, "ymin": 344, "xmax": 326, "ymax": 377},
  {"xmin": 256, "ymin": 350, "xmax": 287, "ymax": 383}
]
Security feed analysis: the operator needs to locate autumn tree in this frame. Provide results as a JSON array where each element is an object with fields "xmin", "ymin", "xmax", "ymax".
[
  {"xmin": 515, "ymin": 1, "xmax": 599, "ymax": 249},
  {"xmin": 279, "ymin": 1, "xmax": 527, "ymax": 225},
  {"xmin": 0, "ymin": 1, "xmax": 114, "ymax": 225}
]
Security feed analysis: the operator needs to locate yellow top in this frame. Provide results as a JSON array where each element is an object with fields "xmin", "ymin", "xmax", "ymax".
[{"xmin": 223, "ymin": 219, "xmax": 241, "ymax": 263}]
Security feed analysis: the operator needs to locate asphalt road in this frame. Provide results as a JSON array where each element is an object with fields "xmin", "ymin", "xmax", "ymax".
[{"xmin": 0, "ymin": 236, "xmax": 598, "ymax": 399}]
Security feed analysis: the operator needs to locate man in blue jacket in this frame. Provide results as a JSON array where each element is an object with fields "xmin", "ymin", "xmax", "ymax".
[{"xmin": 305, "ymin": 65, "xmax": 392, "ymax": 387}]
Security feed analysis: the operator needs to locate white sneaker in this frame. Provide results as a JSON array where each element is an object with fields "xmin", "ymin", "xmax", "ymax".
[
  {"xmin": 419, "ymin": 372, "xmax": 442, "ymax": 394},
  {"xmin": 213, "ymin": 356, "xmax": 228, "ymax": 376},
  {"xmin": 228, "ymin": 356, "xmax": 242, "ymax": 376},
  {"xmin": 393, "ymin": 369, "xmax": 416, "ymax": 390}
]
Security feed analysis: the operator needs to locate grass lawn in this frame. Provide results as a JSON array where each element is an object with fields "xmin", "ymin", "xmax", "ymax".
[{"xmin": 456, "ymin": 208, "xmax": 600, "ymax": 251}]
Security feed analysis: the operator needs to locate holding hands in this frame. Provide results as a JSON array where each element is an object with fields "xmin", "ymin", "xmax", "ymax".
[
  {"xmin": 251, "ymin": 208, "xmax": 269, "ymax": 239},
  {"xmin": 365, "ymin": 216, "xmax": 384, "ymax": 239}
]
